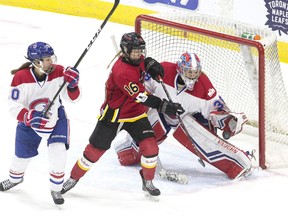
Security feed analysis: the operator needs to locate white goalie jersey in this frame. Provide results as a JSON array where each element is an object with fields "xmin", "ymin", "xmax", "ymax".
[
  {"xmin": 144, "ymin": 68, "xmax": 223, "ymax": 126},
  {"xmin": 145, "ymin": 62, "xmax": 247, "ymax": 138}
]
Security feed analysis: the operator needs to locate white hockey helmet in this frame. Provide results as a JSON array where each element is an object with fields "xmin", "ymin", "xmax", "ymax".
[{"xmin": 176, "ymin": 52, "xmax": 202, "ymax": 90}]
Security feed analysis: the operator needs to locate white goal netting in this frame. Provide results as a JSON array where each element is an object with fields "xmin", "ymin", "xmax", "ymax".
[{"xmin": 136, "ymin": 12, "xmax": 288, "ymax": 169}]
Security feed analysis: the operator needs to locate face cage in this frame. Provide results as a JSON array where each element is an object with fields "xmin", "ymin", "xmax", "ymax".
[
  {"xmin": 125, "ymin": 47, "xmax": 146, "ymax": 65},
  {"xmin": 180, "ymin": 66, "xmax": 201, "ymax": 90},
  {"xmin": 180, "ymin": 74, "xmax": 195, "ymax": 90},
  {"xmin": 32, "ymin": 54, "xmax": 57, "ymax": 74}
]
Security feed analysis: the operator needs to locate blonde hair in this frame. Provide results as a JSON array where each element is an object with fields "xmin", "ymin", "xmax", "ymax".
[{"xmin": 106, "ymin": 50, "xmax": 122, "ymax": 69}]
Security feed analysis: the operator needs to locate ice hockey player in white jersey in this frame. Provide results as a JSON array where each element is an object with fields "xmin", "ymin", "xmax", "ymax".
[
  {"xmin": 113, "ymin": 51, "xmax": 252, "ymax": 180},
  {"xmin": 0, "ymin": 42, "xmax": 81, "ymax": 205}
]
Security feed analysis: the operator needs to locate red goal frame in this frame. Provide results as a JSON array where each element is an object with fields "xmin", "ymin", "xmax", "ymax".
[{"xmin": 135, "ymin": 14, "xmax": 266, "ymax": 169}]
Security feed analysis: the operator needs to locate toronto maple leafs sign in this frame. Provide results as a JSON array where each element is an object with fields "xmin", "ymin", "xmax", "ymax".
[{"xmin": 265, "ymin": 0, "xmax": 288, "ymax": 36}]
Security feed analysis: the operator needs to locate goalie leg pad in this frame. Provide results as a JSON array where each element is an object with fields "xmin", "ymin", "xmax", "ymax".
[
  {"xmin": 117, "ymin": 144, "xmax": 141, "ymax": 166},
  {"xmin": 113, "ymin": 130, "xmax": 141, "ymax": 166},
  {"xmin": 148, "ymin": 109, "xmax": 168, "ymax": 144},
  {"xmin": 151, "ymin": 120, "xmax": 167, "ymax": 144},
  {"xmin": 113, "ymin": 114, "xmax": 166, "ymax": 166},
  {"xmin": 173, "ymin": 115, "xmax": 252, "ymax": 179}
]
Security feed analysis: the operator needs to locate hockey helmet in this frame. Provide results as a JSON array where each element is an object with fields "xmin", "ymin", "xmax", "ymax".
[
  {"xmin": 26, "ymin": 42, "xmax": 56, "ymax": 74},
  {"xmin": 120, "ymin": 32, "xmax": 146, "ymax": 65},
  {"xmin": 176, "ymin": 52, "xmax": 202, "ymax": 90},
  {"xmin": 27, "ymin": 42, "xmax": 55, "ymax": 61}
]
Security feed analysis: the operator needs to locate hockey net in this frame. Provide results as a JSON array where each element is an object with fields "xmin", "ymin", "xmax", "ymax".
[{"xmin": 135, "ymin": 13, "xmax": 288, "ymax": 169}]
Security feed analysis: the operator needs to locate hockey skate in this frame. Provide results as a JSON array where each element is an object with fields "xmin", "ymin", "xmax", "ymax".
[
  {"xmin": 139, "ymin": 170, "xmax": 160, "ymax": 201},
  {"xmin": 61, "ymin": 177, "xmax": 78, "ymax": 194},
  {"xmin": 0, "ymin": 178, "xmax": 24, "ymax": 191},
  {"xmin": 234, "ymin": 149, "xmax": 256, "ymax": 180},
  {"xmin": 234, "ymin": 166, "xmax": 254, "ymax": 180},
  {"xmin": 51, "ymin": 190, "xmax": 64, "ymax": 205}
]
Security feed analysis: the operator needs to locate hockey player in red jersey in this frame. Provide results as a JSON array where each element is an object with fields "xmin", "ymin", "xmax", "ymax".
[
  {"xmin": 0, "ymin": 42, "xmax": 81, "ymax": 205},
  {"xmin": 113, "ymin": 51, "xmax": 252, "ymax": 180},
  {"xmin": 61, "ymin": 32, "xmax": 185, "ymax": 199}
]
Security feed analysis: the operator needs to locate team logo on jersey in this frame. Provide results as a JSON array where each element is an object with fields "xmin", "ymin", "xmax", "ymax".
[
  {"xmin": 29, "ymin": 98, "xmax": 50, "ymax": 110},
  {"xmin": 207, "ymin": 88, "xmax": 216, "ymax": 97}
]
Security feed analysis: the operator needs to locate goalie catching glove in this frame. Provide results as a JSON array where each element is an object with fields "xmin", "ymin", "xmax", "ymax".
[{"xmin": 209, "ymin": 110, "xmax": 248, "ymax": 139}]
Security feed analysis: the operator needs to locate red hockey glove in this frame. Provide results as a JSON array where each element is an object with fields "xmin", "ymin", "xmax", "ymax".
[
  {"xmin": 64, "ymin": 66, "xmax": 79, "ymax": 89},
  {"xmin": 24, "ymin": 109, "xmax": 49, "ymax": 129}
]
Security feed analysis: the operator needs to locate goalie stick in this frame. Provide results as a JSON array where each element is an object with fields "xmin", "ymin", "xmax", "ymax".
[
  {"xmin": 157, "ymin": 157, "xmax": 188, "ymax": 184},
  {"xmin": 144, "ymin": 157, "xmax": 188, "ymax": 202},
  {"xmin": 44, "ymin": 0, "xmax": 120, "ymax": 116},
  {"xmin": 158, "ymin": 77, "xmax": 206, "ymax": 167}
]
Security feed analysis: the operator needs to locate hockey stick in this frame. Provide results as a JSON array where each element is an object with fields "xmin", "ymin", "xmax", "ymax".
[
  {"xmin": 44, "ymin": 0, "xmax": 120, "ymax": 116},
  {"xmin": 106, "ymin": 35, "xmax": 122, "ymax": 69},
  {"xmin": 158, "ymin": 77, "xmax": 206, "ymax": 167},
  {"xmin": 157, "ymin": 157, "xmax": 188, "ymax": 184}
]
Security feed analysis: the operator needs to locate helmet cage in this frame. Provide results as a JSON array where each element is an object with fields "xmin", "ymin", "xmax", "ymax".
[
  {"xmin": 176, "ymin": 52, "xmax": 202, "ymax": 90},
  {"xmin": 31, "ymin": 56, "xmax": 57, "ymax": 74}
]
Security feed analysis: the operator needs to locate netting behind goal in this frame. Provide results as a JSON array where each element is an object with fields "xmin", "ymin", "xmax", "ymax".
[{"xmin": 135, "ymin": 13, "xmax": 288, "ymax": 169}]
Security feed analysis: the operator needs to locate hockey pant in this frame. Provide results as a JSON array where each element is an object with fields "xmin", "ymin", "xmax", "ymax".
[{"xmin": 173, "ymin": 114, "xmax": 252, "ymax": 179}]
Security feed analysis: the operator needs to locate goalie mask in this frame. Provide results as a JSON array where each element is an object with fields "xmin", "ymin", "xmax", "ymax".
[
  {"xmin": 176, "ymin": 52, "xmax": 202, "ymax": 91},
  {"xmin": 26, "ymin": 42, "xmax": 57, "ymax": 74},
  {"xmin": 120, "ymin": 32, "xmax": 146, "ymax": 66}
]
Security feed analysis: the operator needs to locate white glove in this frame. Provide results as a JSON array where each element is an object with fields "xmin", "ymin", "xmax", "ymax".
[{"xmin": 209, "ymin": 110, "xmax": 248, "ymax": 139}]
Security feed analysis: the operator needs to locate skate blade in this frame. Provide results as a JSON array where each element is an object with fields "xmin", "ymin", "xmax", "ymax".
[
  {"xmin": 144, "ymin": 192, "xmax": 160, "ymax": 202},
  {"xmin": 233, "ymin": 167, "xmax": 254, "ymax": 181},
  {"xmin": 54, "ymin": 203, "xmax": 64, "ymax": 210}
]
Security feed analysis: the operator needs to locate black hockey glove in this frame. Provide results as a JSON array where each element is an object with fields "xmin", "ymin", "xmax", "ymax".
[
  {"xmin": 144, "ymin": 57, "xmax": 164, "ymax": 83},
  {"xmin": 158, "ymin": 99, "xmax": 185, "ymax": 116}
]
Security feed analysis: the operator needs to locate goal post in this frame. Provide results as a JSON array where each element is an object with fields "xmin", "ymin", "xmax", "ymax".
[{"xmin": 135, "ymin": 13, "xmax": 288, "ymax": 169}]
